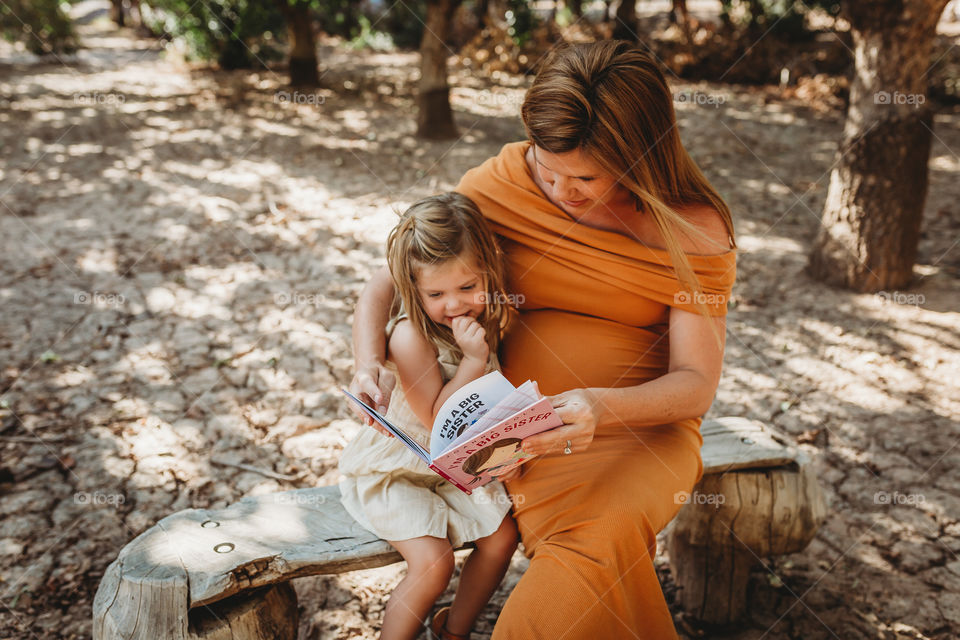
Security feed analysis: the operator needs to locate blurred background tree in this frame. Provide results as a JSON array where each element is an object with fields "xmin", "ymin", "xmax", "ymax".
[
  {"xmin": 274, "ymin": 0, "xmax": 320, "ymax": 85},
  {"xmin": 718, "ymin": 0, "xmax": 839, "ymax": 39},
  {"xmin": 808, "ymin": 0, "xmax": 953, "ymax": 291},
  {"xmin": 418, "ymin": 0, "xmax": 462, "ymax": 138},
  {"xmin": 140, "ymin": 0, "xmax": 285, "ymax": 69},
  {"xmin": 11, "ymin": 0, "xmax": 957, "ymax": 284},
  {"xmin": 612, "ymin": 0, "xmax": 639, "ymax": 40},
  {"xmin": 0, "ymin": 0, "xmax": 77, "ymax": 54}
]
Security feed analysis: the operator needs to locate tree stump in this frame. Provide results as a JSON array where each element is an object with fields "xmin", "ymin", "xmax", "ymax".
[
  {"xmin": 188, "ymin": 583, "xmax": 297, "ymax": 640},
  {"xmin": 668, "ymin": 420, "xmax": 827, "ymax": 626},
  {"xmin": 93, "ymin": 486, "xmax": 399, "ymax": 640}
]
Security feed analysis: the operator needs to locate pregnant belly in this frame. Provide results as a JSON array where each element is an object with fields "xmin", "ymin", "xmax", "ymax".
[{"xmin": 500, "ymin": 309, "xmax": 670, "ymax": 396}]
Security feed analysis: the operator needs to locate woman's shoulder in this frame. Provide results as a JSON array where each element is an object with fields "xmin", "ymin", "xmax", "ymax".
[{"xmin": 667, "ymin": 203, "xmax": 733, "ymax": 256}]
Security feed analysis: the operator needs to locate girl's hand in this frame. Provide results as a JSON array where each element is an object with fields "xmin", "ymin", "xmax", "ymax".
[
  {"xmin": 451, "ymin": 316, "xmax": 489, "ymax": 363},
  {"xmin": 520, "ymin": 389, "xmax": 599, "ymax": 456},
  {"xmin": 348, "ymin": 361, "xmax": 396, "ymax": 437}
]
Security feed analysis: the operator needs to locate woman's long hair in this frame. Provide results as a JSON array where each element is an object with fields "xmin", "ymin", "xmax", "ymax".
[
  {"xmin": 386, "ymin": 193, "xmax": 511, "ymax": 359},
  {"xmin": 521, "ymin": 41, "xmax": 735, "ymax": 323}
]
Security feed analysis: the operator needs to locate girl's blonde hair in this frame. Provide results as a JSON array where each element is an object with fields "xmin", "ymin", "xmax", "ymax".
[
  {"xmin": 521, "ymin": 41, "xmax": 735, "ymax": 324},
  {"xmin": 386, "ymin": 193, "xmax": 511, "ymax": 358}
]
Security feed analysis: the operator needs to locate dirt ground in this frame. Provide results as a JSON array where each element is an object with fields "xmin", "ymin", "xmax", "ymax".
[{"xmin": 1, "ymin": 10, "xmax": 959, "ymax": 640}]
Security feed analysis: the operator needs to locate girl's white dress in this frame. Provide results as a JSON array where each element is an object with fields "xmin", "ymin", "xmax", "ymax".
[{"xmin": 338, "ymin": 331, "xmax": 511, "ymax": 547}]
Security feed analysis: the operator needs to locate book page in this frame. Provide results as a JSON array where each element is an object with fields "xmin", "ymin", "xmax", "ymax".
[
  {"xmin": 429, "ymin": 371, "xmax": 516, "ymax": 457},
  {"xmin": 451, "ymin": 380, "xmax": 540, "ymax": 447}
]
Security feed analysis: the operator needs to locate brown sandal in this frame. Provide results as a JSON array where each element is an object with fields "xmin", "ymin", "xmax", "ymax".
[{"xmin": 429, "ymin": 606, "xmax": 471, "ymax": 640}]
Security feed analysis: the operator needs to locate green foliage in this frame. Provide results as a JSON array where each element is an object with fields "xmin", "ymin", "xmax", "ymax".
[
  {"xmin": 141, "ymin": 0, "xmax": 284, "ymax": 68},
  {"xmin": 333, "ymin": 0, "xmax": 424, "ymax": 52},
  {"xmin": 347, "ymin": 15, "xmax": 395, "ymax": 52},
  {"xmin": 505, "ymin": 0, "xmax": 537, "ymax": 47},
  {"xmin": 0, "ymin": 0, "xmax": 76, "ymax": 54},
  {"xmin": 554, "ymin": 5, "xmax": 576, "ymax": 28},
  {"xmin": 313, "ymin": 0, "xmax": 363, "ymax": 39},
  {"xmin": 720, "ymin": 0, "xmax": 840, "ymax": 40},
  {"xmin": 372, "ymin": 0, "xmax": 425, "ymax": 50}
]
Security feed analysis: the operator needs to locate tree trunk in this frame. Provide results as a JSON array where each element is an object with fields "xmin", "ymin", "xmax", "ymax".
[
  {"xmin": 808, "ymin": 0, "xmax": 949, "ymax": 291},
  {"xmin": 111, "ymin": 0, "xmax": 125, "ymax": 27},
  {"xmin": 417, "ymin": 0, "xmax": 461, "ymax": 139},
  {"xmin": 274, "ymin": 1, "xmax": 319, "ymax": 86},
  {"xmin": 671, "ymin": 0, "xmax": 692, "ymax": 43},
  {"xmin": 612, "ymin": 0, "xmax": 638, "ymax": 41},
  {"xmin": 746, "ymin": 0, "xmax": 765, "ymax": 31},
  {"xmin": 128, "ymin": 0, "xmax": 143, "ymax": 30},
  {"xmin": 670, "ymin": 0, "xmax": 689, "ymax": 24},
  {"xmin": 188, "ymin": 583, "xmax": 298, "ymax": 640},
  {"xmin": 569, "ymin": 0, "xmax": 583, "ymax": 17},
  {"xmin": 474, "ymin": 0, "xmax": 490, "ymax": 24}
]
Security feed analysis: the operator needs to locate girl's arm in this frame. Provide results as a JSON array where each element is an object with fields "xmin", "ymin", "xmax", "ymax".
[
  {"xmin": 349, "ymin": 266, "xmax": 396, "ymax": 425},
  {"xmin": 431, "ymin": 316, "xmax": 488, "ymax": 414},
  {"xmin": 388, "ymin": 319, "xmax": 488, "ymax": 431}
]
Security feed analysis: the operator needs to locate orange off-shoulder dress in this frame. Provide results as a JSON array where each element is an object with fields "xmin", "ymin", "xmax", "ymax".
[{"xmin": 457, "ymin": 142, "xmax": 736, "ymax": 640}]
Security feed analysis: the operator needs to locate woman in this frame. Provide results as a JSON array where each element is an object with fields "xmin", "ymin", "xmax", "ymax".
[{"xmin": 350, "ymin": 41, "xmax": 736, "ymax": 639}]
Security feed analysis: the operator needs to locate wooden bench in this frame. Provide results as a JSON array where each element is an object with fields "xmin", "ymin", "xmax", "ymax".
[{"xmin": 92, "ymin": 417, "xmax": 826, "ymax": 639}]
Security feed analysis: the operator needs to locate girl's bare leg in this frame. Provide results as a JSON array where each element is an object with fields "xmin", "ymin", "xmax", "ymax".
[
  {"xmin": 443, "ymin": 516, "xmax": 519, "ymax": 635},
  {"xmin": 381, "ymin": 536, "xmax": 456, "ymax": 640}
]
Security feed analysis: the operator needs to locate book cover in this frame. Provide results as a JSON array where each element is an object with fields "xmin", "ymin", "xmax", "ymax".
[{"xmin": 342, "ymin": 372, "xmax": 563, "ymax": 494}]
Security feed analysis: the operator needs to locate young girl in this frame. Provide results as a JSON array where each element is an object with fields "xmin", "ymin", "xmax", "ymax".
[{"xmin": 338, "ymin": 193, "xmax": 519, "ymax": 640}]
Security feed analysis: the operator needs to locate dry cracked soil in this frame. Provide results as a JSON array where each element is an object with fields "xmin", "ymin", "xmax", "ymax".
[{"xmin": 1, "ymin": 11, "xmax": 959, "ymax": 640}]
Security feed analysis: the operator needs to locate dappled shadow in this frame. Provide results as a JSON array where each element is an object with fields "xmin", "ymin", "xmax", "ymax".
[{"xmin": 1, "ymin": 15, "xmax": 959, "ymax": 640}]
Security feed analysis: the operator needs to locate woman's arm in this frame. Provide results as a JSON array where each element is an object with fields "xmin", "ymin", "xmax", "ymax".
[
  {"xmin": 597, "ymin": 309, "xmax": 726, "ymax": 425},
  {"xmin": 519, "ymin": 206, "xmax": 732, "ymax": 457},
  {"xmin": 518, "ymin": 308, "xmax": 726, "ymax": 456},
  {"xmin": 349, "ymin": 266, "xmax": 396, "ymax": 426}
]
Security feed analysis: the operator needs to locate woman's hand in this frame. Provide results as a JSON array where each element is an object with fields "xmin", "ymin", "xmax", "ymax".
[
  {"xmin": 348, "ymin": 361, "xmax": 396, "ymax": 437},
  {"xmin": 520, "ymin": 388, "xmax": 599, "ymax": 456},
  {"xmin": 451, "ymin": 316, "xmax": 489, "ymax": 364}
]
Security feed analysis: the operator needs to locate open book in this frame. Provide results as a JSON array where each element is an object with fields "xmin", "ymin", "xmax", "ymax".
[{"xmin": 342, "ymin": 371, "xmax": 563, "ymax": 494}]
